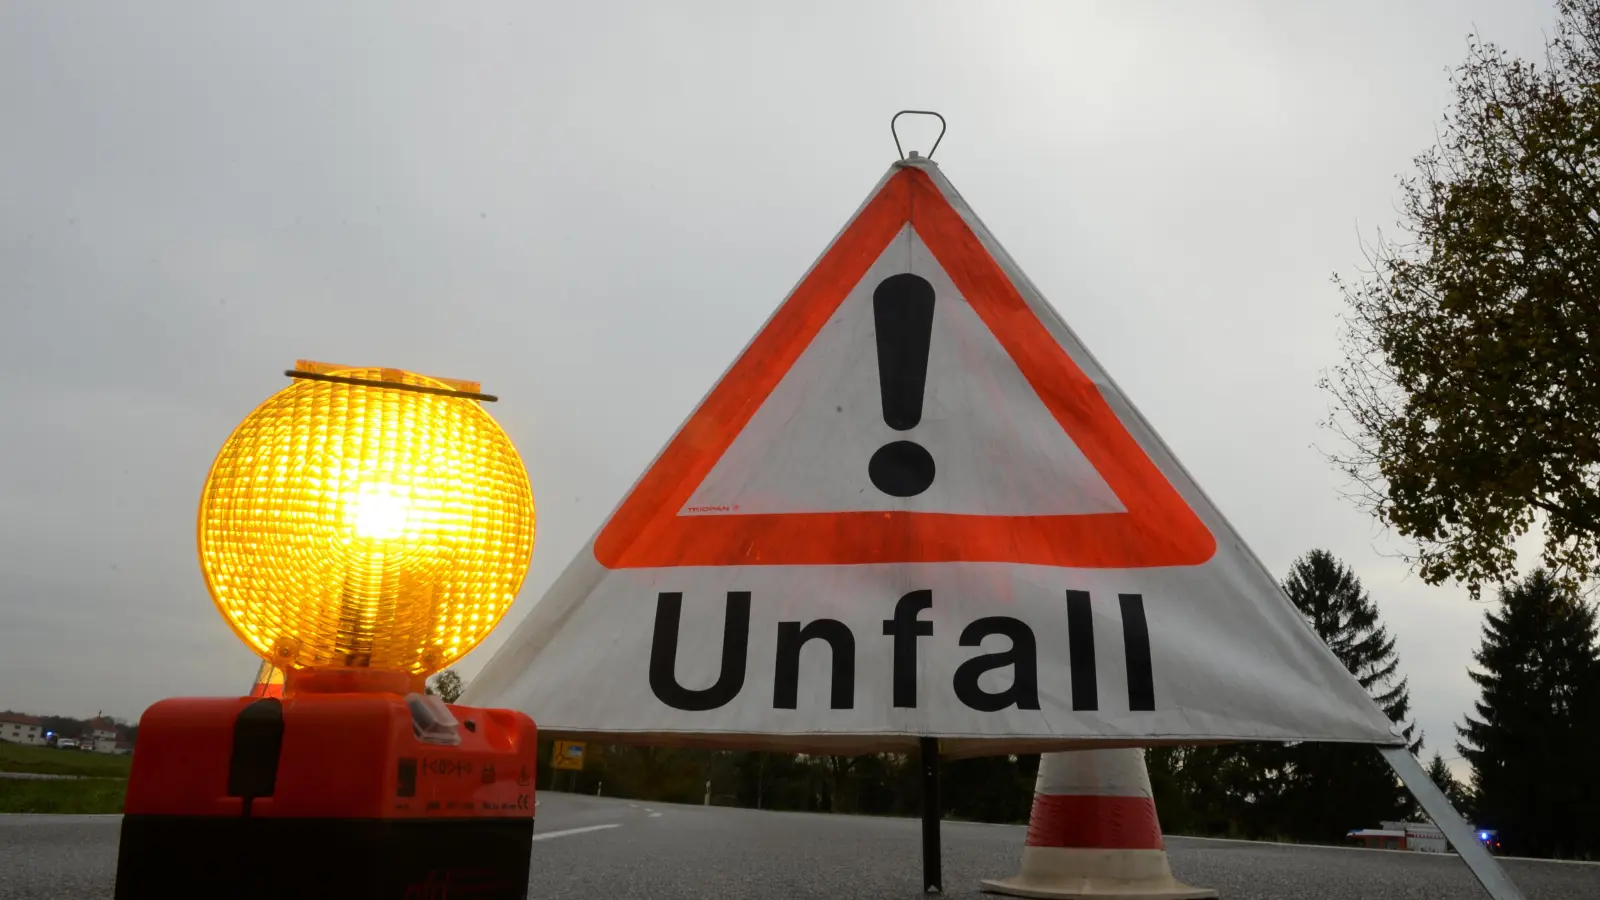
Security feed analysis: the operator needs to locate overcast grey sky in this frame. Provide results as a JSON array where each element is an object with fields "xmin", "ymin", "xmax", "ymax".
[{"xmin": 0, "ymin": 2, "xmax": 1559, "ymax": 770}]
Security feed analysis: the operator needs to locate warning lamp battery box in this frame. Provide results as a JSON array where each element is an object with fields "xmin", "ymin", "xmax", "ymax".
[
  {"xmin": 122, "ymin": 694, "xmax": 537, "ymax": 819},
  {"xmin": 115, "ymin": 693, "xmax": 538, "ymax": 900}
]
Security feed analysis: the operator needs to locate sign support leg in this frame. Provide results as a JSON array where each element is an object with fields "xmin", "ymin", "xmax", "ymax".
[
  {"xmin": 1379, "ymin": 747, "xmax": 1524, "ymax": 900},
  {"xmin": 920, "ymin": 737, "xmax": 942, "ymax": 894}
]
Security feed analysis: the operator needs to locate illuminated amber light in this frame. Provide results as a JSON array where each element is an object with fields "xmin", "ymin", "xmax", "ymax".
[{"xmin": 198, "ymin": 362, "xmax": 535, "ymax": 676}]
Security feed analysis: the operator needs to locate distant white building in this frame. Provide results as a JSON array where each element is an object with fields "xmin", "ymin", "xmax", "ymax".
[
  {"xmin": 0, "ymin": 713, "xmax": 46, "ymax": 746},
  {"xmin": 88, "ymin": 718, "xmax": 119, "ymax": 754}
]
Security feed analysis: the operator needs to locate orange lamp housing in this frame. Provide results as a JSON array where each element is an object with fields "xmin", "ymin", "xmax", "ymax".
[{"xmin": 114, "ymin": 364, "xmax": 540, "ymax": 900}]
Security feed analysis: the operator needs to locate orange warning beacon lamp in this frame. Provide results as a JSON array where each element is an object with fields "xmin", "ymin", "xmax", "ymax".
[{"xmin": 115, "ymin": 362, "xmax": 540, "ymax": 900}]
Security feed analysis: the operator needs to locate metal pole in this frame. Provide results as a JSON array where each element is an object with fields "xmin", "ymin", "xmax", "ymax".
[
  {"xmin": 920, "ymin": 737, "xmax": 942, "ymax": 894},
  {"xmin": 1379, "ymin": 747, "xmax": 1524, "ymax": 900}
]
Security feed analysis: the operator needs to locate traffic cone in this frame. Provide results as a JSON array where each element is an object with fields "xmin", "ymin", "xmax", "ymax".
[{"xmin": 981, "ymin": 749, "xmax": 1216, "ymax": 900}]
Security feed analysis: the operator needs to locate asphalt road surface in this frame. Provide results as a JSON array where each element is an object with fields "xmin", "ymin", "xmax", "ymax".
[{"xmin": 2, "ymin": 792, "xmax": 1596, "ymax": 899}]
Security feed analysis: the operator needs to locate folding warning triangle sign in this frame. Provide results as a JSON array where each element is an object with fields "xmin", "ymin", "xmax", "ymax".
[{"xmin": 466, "ymin": 159, "xmax": 1403, "ymax": 757}]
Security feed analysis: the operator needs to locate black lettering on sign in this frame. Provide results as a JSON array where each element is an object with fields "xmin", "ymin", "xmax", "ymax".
[
  {"xmin": 882, "ymin": 589, "xmax": 934, "ymax": 708},
  {"xmin": 1119, "ymin": 593, "xmax": 1155, "ymax": 712},
  {"xmin": 953, "ymin": 617, "xmax": 1040, "ymax": 711},
  {"xmin": 868, "ymin": 273, "xmax": 937, "ymax": 498},
  {"xmin": 1064, "ymin": 590, "xmax": 1158, "ymax": 713},
  {"xmin": 773, "ymin": 619, "xmax": 855, "ymax": 709},
  {"xmin": 649, "ymin": 591, "xmax": 751, "ymax": 711},
  {"xmin": 1065, "ymin": 590, "xmax": 1098, "ymax": 711},
  {"xmin": 640, "ymin": 587, "xmax": 1153, "ymax": 716},
  {"xmin": 481, "ymin": 764, "xmax": 497, "ymax": 785}
]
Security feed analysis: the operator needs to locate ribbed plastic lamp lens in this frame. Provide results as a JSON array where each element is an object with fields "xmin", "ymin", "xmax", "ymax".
[{"xmin": 198, "ymin": 363, "xmax": 535, "ymax": 676}]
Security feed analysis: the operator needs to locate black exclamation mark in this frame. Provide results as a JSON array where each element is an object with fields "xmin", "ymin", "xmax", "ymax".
[{"xmin": 868, "ymin": 273, "xmax": 936, "ymax": 497}]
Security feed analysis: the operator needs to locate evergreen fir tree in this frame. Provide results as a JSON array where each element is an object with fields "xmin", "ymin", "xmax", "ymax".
[
  {"xmin": 1273, "ymin": 550, "xmax": 1420, "ymax": 840},
  {"xmin": 1423, "ymin": 750, "xmax": 1472, "ymax": 816},
  {"xmin": 1285, "ymin": 551, "xmax": 1421, "ymax": 745},
  {"xmin": 1458, "ymin": 569, "xmax": 1600, "ymax": 859}
]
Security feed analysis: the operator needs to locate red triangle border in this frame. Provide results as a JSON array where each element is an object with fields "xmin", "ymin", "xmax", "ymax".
[{"xmin": 594, "ymin": 168, "xmax": 1216, "ymax": 570}]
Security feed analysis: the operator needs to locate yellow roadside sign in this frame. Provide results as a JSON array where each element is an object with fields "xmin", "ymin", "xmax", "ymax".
[{"xmin": 552, "ymin": 740, "xmax": 585, "ymax": 771}]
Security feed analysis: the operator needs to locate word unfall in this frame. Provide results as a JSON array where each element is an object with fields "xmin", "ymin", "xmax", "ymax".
[{"xmin": 647, "ymin": 589, "xmax": 1156, "ymax": 713}]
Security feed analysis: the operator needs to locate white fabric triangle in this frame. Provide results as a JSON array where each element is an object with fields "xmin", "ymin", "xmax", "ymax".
[{"xmin": 463, "ymin": 160, "xmax": 1403, "ymax": 757}]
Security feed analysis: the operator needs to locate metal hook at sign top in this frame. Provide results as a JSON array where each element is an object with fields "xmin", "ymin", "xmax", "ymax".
[{"xmin": 891, "ymin": 110, "xmax": 947, "ymax": 161}]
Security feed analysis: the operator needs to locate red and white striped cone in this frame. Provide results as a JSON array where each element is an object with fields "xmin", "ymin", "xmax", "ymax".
[{"xmin": 981, "ymin": 749, "xmax": 1216, "ymax": 899}]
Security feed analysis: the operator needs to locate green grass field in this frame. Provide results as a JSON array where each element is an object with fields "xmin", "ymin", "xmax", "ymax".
[
  {"xmin": 0, "ymin": 741, "xmax": 132, "ymax": 778},
  {"xmin": 0, "ymin": 777, "xmax": 126, "ymax": 814},
  {"xmin": 0, "ymin": 742, "xmax": 131, "ymax": 813}
]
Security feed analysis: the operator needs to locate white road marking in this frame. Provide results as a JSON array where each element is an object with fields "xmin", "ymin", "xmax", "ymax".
[
  {"xmin": 531, "ymin": 824, "xmax": 622, "ymax": 842},
  {"xmin": 1495, "ymin": 855, "xmax": 1600, "ymax": 867},
  {"xmin": 1170, "ymin": 834, "xmax": 1600, "ymax": 865},
  {"xmin": 649, "ymin": 812, "xmax": 662, "ymax": 818},
  {"xmin": 1174, "ymin": 834, "xmax": 1413, "ymax": 854}
]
